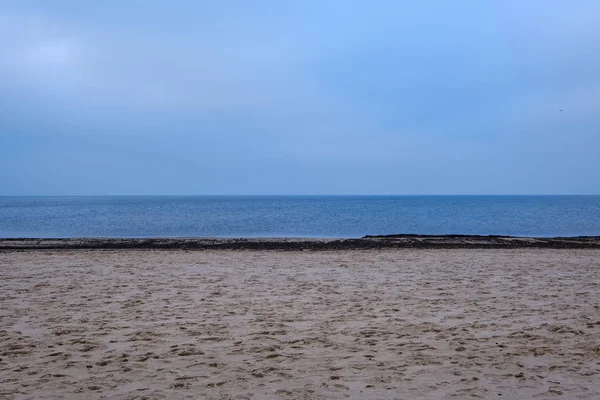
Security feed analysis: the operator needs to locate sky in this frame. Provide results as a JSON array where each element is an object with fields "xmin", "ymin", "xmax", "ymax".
[{"xmin": 1, "ymin": 1, "xmax": 599, "ymax": 195}]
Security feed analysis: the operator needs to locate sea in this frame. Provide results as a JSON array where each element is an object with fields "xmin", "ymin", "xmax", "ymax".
[{"xmin": 1, "ymin": 195, "xmax": 599, "ymax": 238}]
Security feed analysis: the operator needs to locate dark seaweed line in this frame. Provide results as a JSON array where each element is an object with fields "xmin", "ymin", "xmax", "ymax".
[{"xmin": 1, "ymin": 236, "xmax": 600, "ymax": 251}]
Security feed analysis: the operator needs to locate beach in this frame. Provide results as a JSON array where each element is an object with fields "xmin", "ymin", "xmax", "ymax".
[{"xmin": 1, "ymin": 248, "xmax": 600, "ymax": 399}]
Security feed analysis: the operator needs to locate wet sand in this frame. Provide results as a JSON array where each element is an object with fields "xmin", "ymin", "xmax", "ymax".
[{"xmin": 1, "ymin": 249, "xmax": 600, "ymax": 399}]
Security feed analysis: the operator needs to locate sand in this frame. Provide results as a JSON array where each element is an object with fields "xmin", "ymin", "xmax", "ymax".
[{"xmin": 1, "ymin": 249, "xmax": 600, "ymax": 399}]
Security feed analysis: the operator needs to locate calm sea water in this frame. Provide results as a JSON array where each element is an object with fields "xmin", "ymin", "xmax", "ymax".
[{"xmin": 1, "ymin": 196, "xmax": 599, "ymax": 238}]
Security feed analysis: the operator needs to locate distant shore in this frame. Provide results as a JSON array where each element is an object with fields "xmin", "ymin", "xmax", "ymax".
[{"xmin": 2, "ymin": 234, "xmax": 600, "ymax": 251}]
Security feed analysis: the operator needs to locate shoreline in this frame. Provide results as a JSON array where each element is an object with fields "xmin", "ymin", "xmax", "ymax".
[{"xmin": 2, "ymin": 234, "xmax": 600, "ymax": 251}]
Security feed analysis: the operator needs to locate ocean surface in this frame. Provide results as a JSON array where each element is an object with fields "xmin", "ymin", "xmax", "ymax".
[{"xmin": 1, "ymin": 196, "xmax": 599, "ymax": 238}]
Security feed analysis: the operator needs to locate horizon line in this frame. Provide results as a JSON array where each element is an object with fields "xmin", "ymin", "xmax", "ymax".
[{"xmin": 1, "ymin": 194, "xmax": 600, "ymax": 197}]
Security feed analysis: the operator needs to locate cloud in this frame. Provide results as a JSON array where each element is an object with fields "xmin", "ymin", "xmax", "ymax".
[
  {"xmin": 22, "ymin": 39, "xmax": 74, "ymax": 65},
  {"xmin": 2, "ymin": 2, "xmax": 599, "ymax": 127},
  {"xmin": 0, "ymin": 9, "xmax": 313, "ymax": 116},
  {"xmin": 1, "ymin": 1, "xmax": 599, "ymax": 194}
]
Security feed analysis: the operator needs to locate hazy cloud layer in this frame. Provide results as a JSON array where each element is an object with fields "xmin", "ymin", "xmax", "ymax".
[{"xmin": 1, "ymin": 1, "xmax": 599, "ymax": 194}]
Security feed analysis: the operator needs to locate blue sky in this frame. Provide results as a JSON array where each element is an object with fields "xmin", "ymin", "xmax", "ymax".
[{"xmin": 1, "ymin": 0, "xmax": 599, "ymax": 195}]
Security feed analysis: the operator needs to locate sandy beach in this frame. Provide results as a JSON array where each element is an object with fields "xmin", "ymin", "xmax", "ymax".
[{"xmin": 1, "ymin": 248, "xmax": 600, "ymax": 399}]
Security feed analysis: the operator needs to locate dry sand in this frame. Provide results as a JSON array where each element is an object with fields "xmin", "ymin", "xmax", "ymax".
[{"xmin": 1, "ymin": 249, "xmax": 600, "ymax": 399}]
